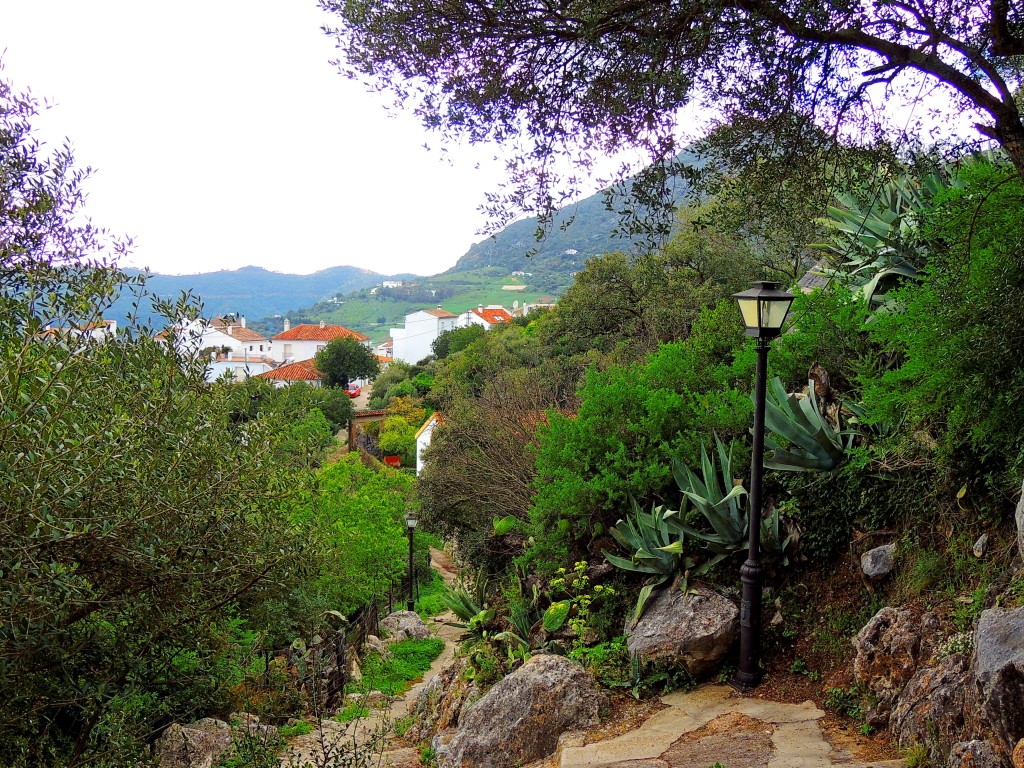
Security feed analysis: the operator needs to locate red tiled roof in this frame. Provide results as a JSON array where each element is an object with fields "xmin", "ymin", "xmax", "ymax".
[
  {"xmin": 224, "ymin": 326, "xmax": 269, "ymax": 343},
  {"xmin": 473, "ymin": 307, "xmax": 513, "ymax": 325},
  {"xmin": 273, "ymin": 324, "xmax": 369, "ymax": 342},
  {"xmin": 425, "ymin": 308, "xmax": 457, "ymax": 319},
  {"xmin": 256, "ymin": 359, "xmax": 322, "ymax": 382},
  {"xmin": 375, "ymin": 355, "xmax": 392, "ymax": 363}
]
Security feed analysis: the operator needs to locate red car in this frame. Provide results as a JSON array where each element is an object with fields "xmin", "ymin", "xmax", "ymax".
[{"xmin": 344, "ymin": 385, "xmax": 361, "ymax": 398}]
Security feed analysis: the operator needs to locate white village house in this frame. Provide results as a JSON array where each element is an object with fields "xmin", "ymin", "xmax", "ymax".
[
  {"xmin": 415, "ymin": 412, "xmax": 443, "ymax": 476},
  {"xmin": 390, "ymin": 307, "xmax": 459, "ymax": 364},
  {"xmin": 272, "ymin": 319, "xmax": 371, "ymax": 363},
  {"xmin": 458, "ymin": 304, "xmax": 514, "ymax": 330}
]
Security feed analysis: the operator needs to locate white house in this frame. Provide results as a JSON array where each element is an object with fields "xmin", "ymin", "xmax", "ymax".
[
  {"xmin": 415, "ymin": 412, "xmax": 443, "ymax": 476},
  {"xmin": 206, "ymin": 358, "xmax": 275, "ymax": 383},
  {"xmin": 272, "ymin": 319, "xmax": 371, "ymax": 363},
  {"xmin": 390, "ymin": 307, "xmax": 458, "ymax": 364},
  {"xmin": 41, "ymin": 318, "xmax": 118, "ymax": 342},
  {"xmin": 255, "ymin": 358, "xmax": 323, "ymax": 388},
  {"xmin": 156, "ymin": 315, "xmax": 271, "ymax": 361},
  {"xmin": 458, "ymin": 304, "xmax": 514, "ymax": 330}
]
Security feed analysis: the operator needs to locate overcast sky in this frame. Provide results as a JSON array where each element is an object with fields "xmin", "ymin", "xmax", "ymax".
[{"xmin": 1, "ymin": 0, "xmax": 519, "ymax": 277}]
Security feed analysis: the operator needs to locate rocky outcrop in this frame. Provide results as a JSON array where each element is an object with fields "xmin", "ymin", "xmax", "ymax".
[
  {"xmin": 947, "ymin": 740, "xmax": 1002, "ymax": 768},
  {"xmin": 973, "ymin": 608, "xmax": 1024, "ymax": 758},
  {"xmin": 439, "ymin": 654, "xmax": 602, "ymax": 768},
  {"xmin": 624, "ymin": 582, "xmax": 738, "ymax": 679},
  {"xmin": 861, "ymin": 543, "xmax": 896, "ymax": 579},
  {"xmin": 380, "ymin": 611, "xmax": 432, "ymax": 643},
  {"xmin": 891, "ymin": 653, "xmax": 978, "ymax": 762},
  {"xmin": 230, "ymin": 712, "xmax": 279, "ymax": 742},
  {"xmin": 410, "ymin": 657, "xmax": 480, "ymax": 744},
  {"xmin": 853, "ymin": 606, "xmax": 938, "ymax": 726},
  {"xmin": 153, "ymin": 718, "xmax": 233, "ymax": 768}
]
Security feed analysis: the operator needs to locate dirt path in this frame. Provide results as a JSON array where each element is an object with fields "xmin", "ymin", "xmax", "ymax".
[{"xmin": 281, "ymin": 555, "xmax": 462, "ymax": 767}]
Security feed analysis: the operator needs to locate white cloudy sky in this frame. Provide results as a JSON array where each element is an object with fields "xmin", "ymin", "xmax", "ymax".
[{"xmin": 1, "ymin": 0, "xmax": 519, "ymax": 276}]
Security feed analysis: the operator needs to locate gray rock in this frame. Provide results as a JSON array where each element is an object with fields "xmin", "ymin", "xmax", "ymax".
[
  {"xmin": 229, "ymin": 711, "xmax": 279, "ymax": 742},
  {"xmin": 974, "ymin": 534, "xmax": 991, "ymax": 559},
  {"xmin": 861, "ymin": 543, "xmax": 897, "ymax": 578},
  {"xmin": 380, "ymin": 611, "xmax": 432, "ymax": 643},
  {"xmin": 153, "ymin": 718, "xmax": 233, "ymax": 768},
  {"xmin": 364, "ymin": 634, "xmax": 389, "ymax": 656},
  {"xmin": 1016, "ymin": 480, "xmax": 1024, "ymax": 562},
  {"xmin": 973, "ymin": 608, "xmax": 1024, "ymax": 758},
  {"xmin": 411, "ymin": 657, "xmax": 480, "ymax": 743},
  {"xmin": 853, "ymin": 606, "xmax": 939, "ymax": 727},
  {"xmin": 624, "ymin": 582, "xmax": 738, "ymax": 679},
  {"xmin": 947, "ymin": 740, "xmax": 1002, "ymax": 768},
  {"xmin": 439, "ymin": 654, "xmax": 602, "ymax": 768},
  {"xmin": 891, "ymin": 653, "xmax": 979, "ymax": 762}
]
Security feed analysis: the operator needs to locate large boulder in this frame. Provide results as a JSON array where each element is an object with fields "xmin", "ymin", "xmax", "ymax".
[
  {"xmin": 891, "ymin": 653, "xmax": 979, "ymax": 762},
  {"xmin": 973, "ymin": 608, "xmax": 1024, "ymax": 758},
  {"xmin": 439, "ymin": 654, "xmax": 602, "ymax": 768},
  {"xmin": 380, "ymin": 610, "xmax": 432, "ymax": 643},
  {"xmin": 411, "ymin": 657, "xmax": 481, "ymax": 745},
  {"xmin": 153, "ymin": 718, "xmax": 233, "ymax": 768},
  {"xmin": 853, "ymin": 606, "xmax": 939, "ymax": 726},
  {"xmin": 624, "ymin": 583, "xmax": 738, "ymax": 679}
]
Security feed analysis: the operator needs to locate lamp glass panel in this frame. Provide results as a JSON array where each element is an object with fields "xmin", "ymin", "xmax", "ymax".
[
  {"xmin": 737, "ymin": 297, "xmax": 761, "ymax": 330},
  {"xmin": 761, "ymin": 298, "xmax": 793, "ymax": 330}
]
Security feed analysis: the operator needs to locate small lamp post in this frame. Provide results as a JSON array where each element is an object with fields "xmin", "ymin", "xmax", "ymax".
[
  {"xmin": 405, "ymin": 511, "xmax": 418, "ymax": 612},
  {"xmin": 731, "ymin": 281, "xmax": 794, "ymax": 691}
]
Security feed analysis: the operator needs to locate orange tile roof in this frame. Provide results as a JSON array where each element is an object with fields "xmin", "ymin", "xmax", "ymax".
[
  {"xmin": 425, "ymin": 308, "xmax": 458, "ymax": 319},
  {"xmin": 273, "ymin": 324, "xmax": 369, "ymax": 342},
  {"xmin": 473, "ymin": 307, "xmax": 513, "ymax": 325},
  {"xmin": 224, "ymin": 326, "xmax": 269, "ymax": 343},
  {"xmin": 375, "ymin": 355, "xmax": 392, "ymax": 363},
  {"xmin": 256, "ymin": 359, "xmax": 322, "ymax": 382}
]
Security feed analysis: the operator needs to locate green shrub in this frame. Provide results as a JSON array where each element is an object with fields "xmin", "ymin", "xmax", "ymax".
[{"xmin": 353, "ymin": 637, "xmax": 445, "ymax": 696}]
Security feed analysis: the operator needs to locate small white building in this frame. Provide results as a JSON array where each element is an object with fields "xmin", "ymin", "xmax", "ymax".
[
  {"xmin": 272, "ymin": 318, "xmax": 371, "ymax": 363},
  {"xmin": 156, "ymin": 316, "xmax": 271, "ymax": 361},
  {"xmin": 206, "ymin": 358, "xmax": 275, "ymax": 383},
  {"xmin": 390, "ymin": 307, "xmax": 458, "ymax": 364},
  {"xmin": 415, "ymin": 413, "xmax": 443, "ymax": 476}
]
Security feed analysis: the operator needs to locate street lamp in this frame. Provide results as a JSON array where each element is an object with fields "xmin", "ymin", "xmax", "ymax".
[
  {"xmin": 731, "ymin": 281, "xmax": 794, "ymax": 691},
  {"xmin": 405, "ymin": 511, "xmax": 418, "ymax": 612}
]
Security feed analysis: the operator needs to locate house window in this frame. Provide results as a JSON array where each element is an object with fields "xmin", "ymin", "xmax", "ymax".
[
  {"xmin": 283, "ymin": 344, "xmax": 292, "ymax": 358},
  {"xmin": 259, "ymin": 344, "xmax": 264, "ymax": 352}
]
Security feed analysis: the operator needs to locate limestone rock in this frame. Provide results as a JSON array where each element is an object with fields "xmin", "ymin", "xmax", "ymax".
[
  {"xmin": 973, "ymin": 608, "xmax": 1024, "ymax": 757},
  {"xmin": 229, "ymin": 712, "xmax": 279, "ymax": 742},
  {"xmin": 154, "ymin": 718, "xmax": 233, "ymax": 768},
  {"xmin": 364, "ymin": 634, "xmax": 390, "ymax": 656},
  {"xmin": 947, "ymin": 740, "xmax": 1002, "ymax": 768},
  {"xmin": 853, "ymin": 606, "xmax": 938, "ymax": 726},
  {"xmin": 380, "ymin": 611, "xmax": 432, "ymax": 643},
  {"xmin": 974, "ymin": 534, "xmax": 991, "ymax": 559},
  {"xmin": 891, "ymin": 653, "xmax": 978, "ymax": 761},
  {"xmin": 624, "ymin": 582, "xmax": 738, "ymax": 679},
  {"xmin": 410, "ymin": 657, "xmax": 480, "ymax": 743},
  {"xmin": 861, "ymin": 543, "xmax": 897, "ymax": 579},
  {"xmin": 439, "ymin": 654, "xmax": 602, "ymax": 768},
  {"xmin": 1016, "ymin": 480, "xmax": 1024, "ymax": 562}
]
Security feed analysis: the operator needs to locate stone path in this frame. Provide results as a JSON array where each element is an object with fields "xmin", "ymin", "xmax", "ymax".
[{"xmin": 558, "ymin": 685, "xmax": 903, "ymax": 768}]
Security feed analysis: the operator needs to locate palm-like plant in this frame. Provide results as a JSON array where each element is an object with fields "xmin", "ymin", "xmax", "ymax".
[{"xmin": 762, "ymin": 377, "xmax": 852, "ymax": 472}]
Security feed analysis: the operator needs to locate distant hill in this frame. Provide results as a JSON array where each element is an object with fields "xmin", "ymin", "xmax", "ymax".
[
  {"xmin": 105, "ymin": 265, "xmax": 394, "ymax": 328},
  {"xmin": 448, "ymin": 152, "xmax": 698, "ymax": 278}
]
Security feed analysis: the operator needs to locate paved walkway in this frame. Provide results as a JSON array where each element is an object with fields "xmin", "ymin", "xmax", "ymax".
[{"xmin": 558, "ymin": 685, "xmax": 902, "ymax": 768}]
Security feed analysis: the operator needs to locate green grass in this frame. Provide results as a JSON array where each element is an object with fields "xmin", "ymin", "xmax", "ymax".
[
  {"xmin": 334, "ymin": 703, "xmax": 370, "ymax": 722},
  {"xmin": 415, "ymin": 571, "xmax": 449, "ymax": 618},
  {"xmin": 351, "ymin": 637, "xmax": 445, "ymax": 696},
  {"xmin": 278, "ymin": 721, "xmax": 313, "ymax": 738}
]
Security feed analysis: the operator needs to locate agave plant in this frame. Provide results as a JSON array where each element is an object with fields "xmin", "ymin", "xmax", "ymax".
[
  {"xmin": 810, "ymin": 169, "xmax": 957, "ymax": 310},
  {"xmin": 603, "ymin": 499, "xmax": 692, "ymax": 622},
  {"xmin": 762, "ymin": 377, "xmax": 853, "ymax": 472},
  {"xmin": 440, "ymin": 573, "xmax": 490, "ymax": 630},
  {"xmin": 660, "ymin": 436, "xmax": 790, "ymax": 567}
]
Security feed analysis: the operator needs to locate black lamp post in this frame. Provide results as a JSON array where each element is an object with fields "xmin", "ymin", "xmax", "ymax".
[
  {"xmin": 405, "ymin": 511, "xmax": 418, "ymax": 612},
  {"xmin": 731, "ymin": 281, "xmax": 794, "ymax": 691}
]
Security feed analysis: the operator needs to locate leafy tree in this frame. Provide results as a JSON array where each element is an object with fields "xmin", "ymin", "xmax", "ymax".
[
  {"xmin": 432, "ymin": 324, "xmax": 485, "ymax": 359},
  {"xmin": 324, "ymin": 0, "xmax": 1024, "ymax": 232},
  {"xmin": 315, "ymin": 336, "xmax": 380, "ymax": 388}
]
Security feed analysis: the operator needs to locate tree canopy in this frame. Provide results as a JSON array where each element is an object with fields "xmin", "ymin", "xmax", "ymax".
[
  {"xmin": 315, "ymin": 336, "xmax": 380, "ymax": 388},
  {"xmin": 324, "ymin": 0, "xmax": 1024, "ymax": 226}
]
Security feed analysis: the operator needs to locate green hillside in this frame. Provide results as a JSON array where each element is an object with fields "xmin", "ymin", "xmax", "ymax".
[{"xmin": 251, "ymin": 267, "xmax": 556, "ymax": 343}]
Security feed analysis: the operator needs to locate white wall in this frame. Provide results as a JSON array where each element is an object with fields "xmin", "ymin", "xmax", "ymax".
[
  {"xmin": 416, "ymin": 419, "xmax": 438, "ymax": 476},
  {"xmin": 391, "ymin": 311, "xmax": 457, "ymax": 364}
]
